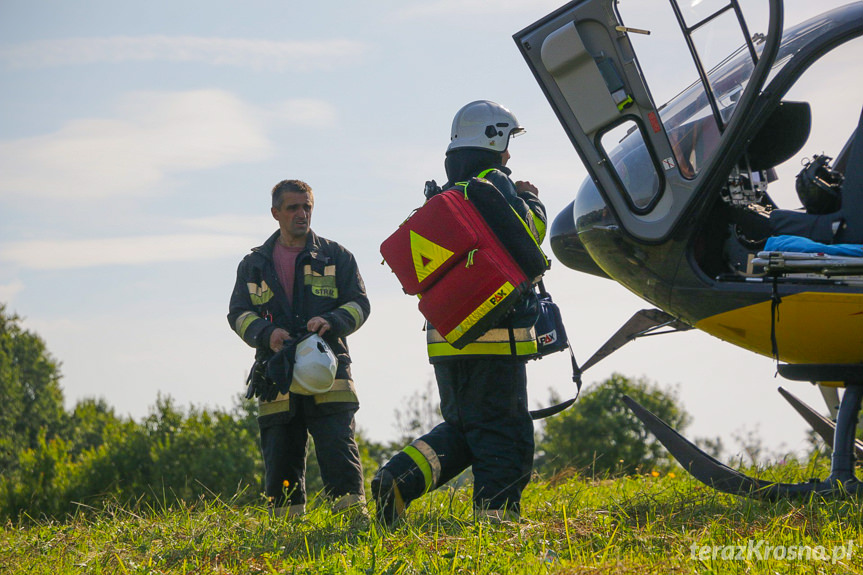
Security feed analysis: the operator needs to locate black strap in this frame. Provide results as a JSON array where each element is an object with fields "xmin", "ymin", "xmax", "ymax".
[
  {"xmin": 529, "ymin": 344, "xmax": 582, "ymax": 420},
  {"xmin": 529, "ymin": 282, "xmax": 583, "ymax": 420}
]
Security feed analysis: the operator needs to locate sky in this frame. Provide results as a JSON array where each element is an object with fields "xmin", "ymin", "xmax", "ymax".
[{"xmin": 1, "ymin": 0, "xmax": 861, "ymax": 462}]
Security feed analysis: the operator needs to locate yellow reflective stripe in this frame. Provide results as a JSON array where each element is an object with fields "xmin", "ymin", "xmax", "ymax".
[
  {"xmin": 303, "ymin": 264, "xmax": 336, "ymax": 277},
  {"xmin": 428, "ymin": 324, "xmax": 537, "ymax": 357},
  {"xmin": 305, "ymin": 268, "xmax": 338, "ymax": 298},
  {"xmin": 532, "ymin": 211, "xmax": 547, "ymax": 244},
  {"xmin": 427, "ymin": 326, "xmax": 535, "ymax": 345},
  {"xmin": 305, "ymin": 275, "xmax": 337, "ymax": 288},
  {"xmin": 313, "ymin": 379, "xmax": 358, "ymax": 404},
  {"xmin": 427, "ymin": 340, "xmax": 538, "ymax": 358},
  {"xmin": 311, "ymin": 286, "xmax": 338, "ymax": 298},
  {"xmin": 314, "ymin": 391, "xmax": 358, "ymax": 404},
  {"xmin": 444, "ymin": 282, "xmax": 516, "ymax": 342},
  {"xmin": 471, "ymin": 169, "xmax": 549, "ymax": 259},
  {"xmin": 410, "ymin": 440, "xmax": 441, "ymax": 488},
  {"xmin": 339, "ymin": 301, "xmax": 366, "ymax": 329},
  {"xmin": 260, "ymin": 381, "xmax": 358, "ymax": 411},
  {"xmin": 507, "ymin": 204, "xmax": 547, "ymax": 259},
  {"xmin": 248, "ymin": 281, "xmax": 274, "ymax": 306},
  {"xmin": 259, "ymin": 395, "xmax": 290, "ymax": 416},
  {"xmin": 330, "ymin": 379, "xmax": 354, "ymax": 392},
  {"xmin": 235, "ymin": 311, "xmax": 260, "ymax": 339},
  {"xmin": 403, "ymin": 445, "xmax": 434, "ymax": 493}
]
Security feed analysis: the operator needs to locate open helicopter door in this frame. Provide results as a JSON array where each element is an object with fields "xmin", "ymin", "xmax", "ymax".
[{"xmin": 514, "ymin": 0, "xmax": 783, "ymax": 243}]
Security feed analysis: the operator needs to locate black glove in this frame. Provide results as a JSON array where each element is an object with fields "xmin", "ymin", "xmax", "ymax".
[
  {"xmin": 424, "ymin": 179, "xmax": 442, "ymax": 200},
  {"xmin": 266, "ymin": 336, "xmax": 305, "ymax": 395},
  {"xmin": 245, "ymin": 358, "xmax": 280, "ymax": 402}
]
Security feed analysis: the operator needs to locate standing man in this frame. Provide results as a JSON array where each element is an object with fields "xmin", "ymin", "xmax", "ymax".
[
  {"xmin": 228, "ymin": 179, "xmax": 370, "ymax": 518},
  {"xmin": 372, "ymin": 101, "xmax": 547, "ymax": 525}
]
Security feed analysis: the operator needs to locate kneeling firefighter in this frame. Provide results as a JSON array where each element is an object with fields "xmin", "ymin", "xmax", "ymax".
[{"xmin": 372, "ymin": 100, "xmax": 547, "ymax": 525}]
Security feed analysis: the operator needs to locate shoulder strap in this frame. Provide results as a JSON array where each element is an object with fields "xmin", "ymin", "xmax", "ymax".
[{"xmin": 528, "ymin": 281, "xmax": 583, "ymax": 420}]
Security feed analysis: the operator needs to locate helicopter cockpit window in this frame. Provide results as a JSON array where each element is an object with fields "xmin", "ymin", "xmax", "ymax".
[
  {"xmin": 599, "ymin": 119, "xmax": 662, "ymax": 213},
  {"xmin": 658, "ymin": 44, "xmax": 757, "ymax": 179},
  {"xmin": 616, "ymin": 0, "xmax": 766, "ymax": 180}
]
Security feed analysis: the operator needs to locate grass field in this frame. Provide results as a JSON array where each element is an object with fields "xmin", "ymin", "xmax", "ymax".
[{"xmin": 2, "ymin": 461, "xmax": 862, "ymax": 574}]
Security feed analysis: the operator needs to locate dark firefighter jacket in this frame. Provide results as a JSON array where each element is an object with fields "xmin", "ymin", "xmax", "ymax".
[
  {"xmin": 426, "ymin": 165, "xmax": 547, "ymax": 362},
  {"xmin": 228, "ymin": 230, "xmax": 370, "ymax": 412}
]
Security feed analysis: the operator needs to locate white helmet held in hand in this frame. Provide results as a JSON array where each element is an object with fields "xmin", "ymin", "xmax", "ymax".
[
  {"xmin": 289, "ymin": 333, "xmax": 337, "ymax": 395},
  {"xmin": 447, "ymin": 100, "xmax": 525, "ymax": 153}
]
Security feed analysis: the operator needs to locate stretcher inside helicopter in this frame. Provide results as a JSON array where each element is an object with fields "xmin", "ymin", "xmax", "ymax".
[{"xmin": 692, "ymin": 98, "xmax": 863, "ymax": 282}]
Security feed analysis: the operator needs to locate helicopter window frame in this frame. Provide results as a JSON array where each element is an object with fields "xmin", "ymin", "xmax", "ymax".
[{"xmin": 595, "ymin": 115, "xmax": 666, "ymax": 215}]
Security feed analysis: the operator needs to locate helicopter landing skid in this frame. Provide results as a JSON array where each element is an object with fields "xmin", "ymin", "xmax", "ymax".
[{"xmin": 623, "ymin": 381, "xmax": 863, "ymax": 499}]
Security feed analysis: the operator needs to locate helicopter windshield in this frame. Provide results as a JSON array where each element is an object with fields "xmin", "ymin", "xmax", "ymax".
[
  {"xmin": 598, "ymin": 43, "xmax": 759, "ymax": 209},
  {"xmin": 659, "ymin": 42, "xmax": 759, "ymax": 179},
  {"xmin": 608, "ymin": 6, "xmax": 851, "ymax": 188}
]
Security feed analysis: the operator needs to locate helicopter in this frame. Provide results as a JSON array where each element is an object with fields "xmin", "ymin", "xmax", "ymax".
[{"xmin": 514, "ymin": 0, "xmax": 863, "ymax": 498}]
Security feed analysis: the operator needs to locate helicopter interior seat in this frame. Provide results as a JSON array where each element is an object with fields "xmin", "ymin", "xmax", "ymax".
[
  {"xmin": 746, "ymin": 100, "xmax": 812, "ymax": 175},
  {"xmin": 714, "ymin": 102, "xmax": 811, "ymax": 249},
  {"xmin": 768, "ymin": 106, "xmax": 863, "ymax": 245}
]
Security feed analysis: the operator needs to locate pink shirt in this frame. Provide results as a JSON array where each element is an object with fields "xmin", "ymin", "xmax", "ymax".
[{"xmin": 273, "ymin": 242, "xmax": 304, "ymax": 306}]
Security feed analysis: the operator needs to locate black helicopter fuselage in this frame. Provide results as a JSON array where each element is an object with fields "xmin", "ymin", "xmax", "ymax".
[{"xmin": 545, "ymin": 2, "xmax": 863, "ymax": 365}]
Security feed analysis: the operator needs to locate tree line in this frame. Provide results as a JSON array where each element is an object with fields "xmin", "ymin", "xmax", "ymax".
[{"xmin": 0, "ymin": 303, "xmax": 694, "ymax": 521}]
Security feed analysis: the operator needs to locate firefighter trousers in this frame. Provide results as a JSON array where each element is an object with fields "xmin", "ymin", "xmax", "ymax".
[
  {"xmin": 387, "ymin": 358, "xmax": 534, "ymax": 513},
  {"xmin": 259, "ymin": 397, "xmax": 364, "ymax": 510}
]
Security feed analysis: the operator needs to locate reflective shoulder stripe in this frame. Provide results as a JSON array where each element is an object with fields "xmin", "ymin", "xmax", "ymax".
[
  {"xmin": 248, "ymin": 281, "xmax": 274, "ymax": 306},
  {"xmin": 532, "ymin": 211, "xmax": 547, "ymax": 244},
  {"xmin": 303, "ymin": 264, "xmax": 337, "ymax": 277},
  {"xmin": 339, "ymin": 301, "xmax": 367, "ymax": 329},
  {"xmin": 235, "ymin": 311, "xmax": 260, "ymax": 339},
  {"xmin": 472, "ymin": 169, "xmax": 548, "ymax": 252}
]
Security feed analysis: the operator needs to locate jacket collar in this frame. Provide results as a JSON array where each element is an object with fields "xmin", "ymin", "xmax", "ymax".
[{"xmin": 254, "ymin": 230, "xmax": 325, "ymax": 262}]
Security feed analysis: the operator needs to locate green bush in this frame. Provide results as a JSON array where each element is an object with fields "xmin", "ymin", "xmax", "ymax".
[{"xmin": 536, "ymin": 373, "xmax": 691, "ymax": 477}]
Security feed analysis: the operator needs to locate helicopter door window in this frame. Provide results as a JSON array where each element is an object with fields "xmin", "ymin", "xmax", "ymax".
[
  {"xmin": 598, "ymin": 119, "xmax": 662, "ymax": 213},
  {"xmin": 677, "ymin": 0, "xmax": 734, "ymax": 28}
]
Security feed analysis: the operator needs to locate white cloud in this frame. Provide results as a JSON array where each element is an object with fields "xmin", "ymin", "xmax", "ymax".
[
  {"xmin": 0, "ymin": 280, "xmax": 25, "ymax": 302},
  {"xmin": 0, "ymin": 36, "xmax": 367, "ymax": 71},
  {"xmin": 0, "ymin": 233, "xmax": 259, "ymax": 270},
  {"xmin": 272, "ymin": 99, "xmax": 339, "ymax": 128},
  {"xmin": 180, "ymin": 214, "xmax": 275, "ymax": 236},
  {"xmin": 0, "ymin": 89, "xmax": 271, "ymax": 200},
  {"xmin": 392, "ymin": 0, "xmax": 561, "ymax": 20}
]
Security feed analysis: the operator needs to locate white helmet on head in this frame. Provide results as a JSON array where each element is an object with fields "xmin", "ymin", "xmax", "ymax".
[
  {"xmin": 289, "ymin": 333, "xmax": 337, "ymax": 395},
  {"xmin": 447, "ymin": 100, "xmax": 525, "ymax": 153}
]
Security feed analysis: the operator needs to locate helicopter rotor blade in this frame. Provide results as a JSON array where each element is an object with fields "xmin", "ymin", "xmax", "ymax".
[
  {"xmin": 777, "ymin": 386, "xmax": 863, "ymax": 459},
  {"xmin": 819, "ymin": 384, "xmax": 841, "ymax": 420},
  {"xmin": 580, "ymin": 309, "xmax": 692, "ymax": 373}
]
